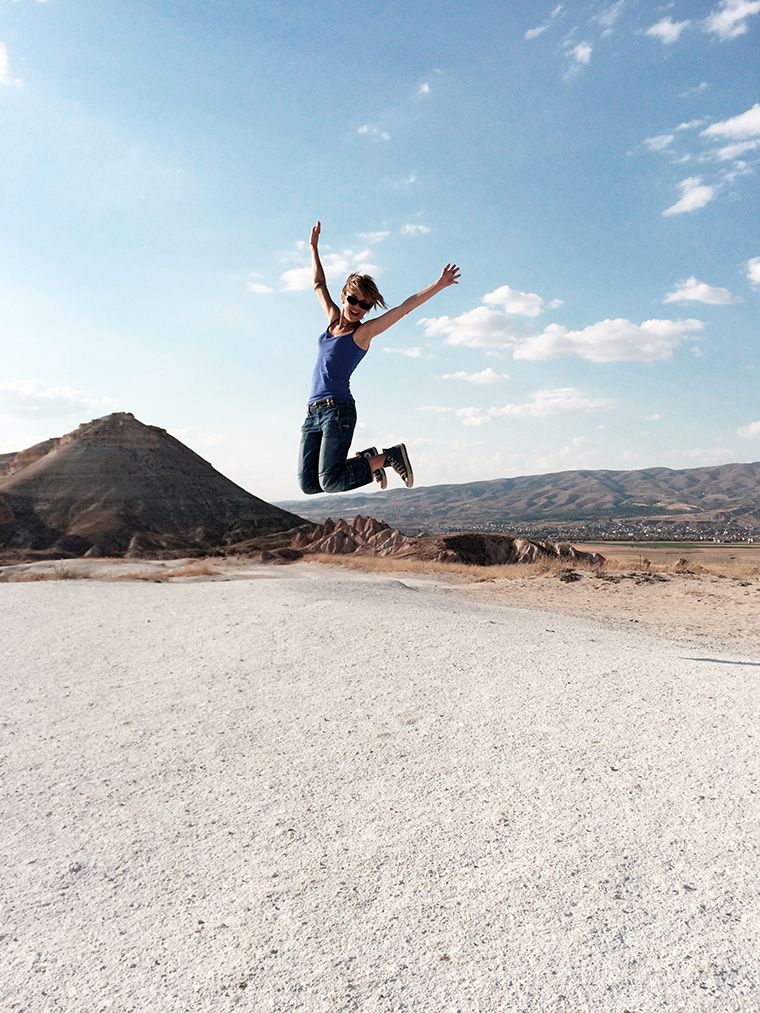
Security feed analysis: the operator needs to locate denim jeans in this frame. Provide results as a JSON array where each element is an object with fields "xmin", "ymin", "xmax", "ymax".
[{"xmin": 298, "ymin": 398, "xmax": 373, "ymax": 495}]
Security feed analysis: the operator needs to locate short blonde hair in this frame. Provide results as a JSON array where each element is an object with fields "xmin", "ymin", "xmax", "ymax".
[{"xmin": 342, "ymin": 273, "xmax": 387, "ymax": 311}]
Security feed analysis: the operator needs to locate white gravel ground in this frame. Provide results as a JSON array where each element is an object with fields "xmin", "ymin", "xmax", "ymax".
[{"xmin": 2, "ymin": 566, "xmax": 759, "ymax": 1012}]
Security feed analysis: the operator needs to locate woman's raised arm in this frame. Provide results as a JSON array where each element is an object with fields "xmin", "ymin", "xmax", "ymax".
[
  {"xmin": 353, "ymin": 263, "xmax": 460, "ymax": 350},
  {"xmin": 310, "ymin": 221, "xmax": 339, "ymax": 322}
]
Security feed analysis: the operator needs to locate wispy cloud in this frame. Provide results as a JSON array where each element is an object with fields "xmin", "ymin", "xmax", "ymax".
[
  {"xmin": 525, "ymin": 4, "xmax": 564, "ymax": 39},
  {"xmin": 663, "ymin": 277, "xmax": 741, "ymax": 304},
  {"xmin": 417, "ymin": 83, "xmax": 430, "ymax": 96},
  {"xmin": 247, "ymin": 282, "xmax": 273, "ymax": 295},
  {"xmin": 359, "ymin": 231, "xmax": 390, "ymax": 243},
  {"xmin": 358, "ymin": 124, "xmax": 390, "ymax": 141},
  {"xmin": 401, "ymin": 224, "xmax": 430, "ymax": 235},
  {"xmin": 0, "ymin": 380, "xmax": 115, "ymax": 419},
  {"xmin": 662, "ymin": 177, "xmax": 716, "ymax": 215},
  {"xmin": 644, "ymin": 134, "xmax": 675, "ymax": 151},
  {"xmin": 715, "ymin": 139, "xmax": 760, "ymax": 159},
  {"xmin": 456, "ymin": 388, "xmax": 610, "ymax": 426},
  {"xmin": 703, "ymin": 0, "xmax": 760, "ymax": 40},
  {"xmin": 0, "ymin": 42, "xmax": 23, "ymax": 88},
  {"xmin": 593, "ymin": 1, "xmax": 626, "ymax": 33},
  {"xmin": 280, "ymin": 249, "xmax": 377, "ymax": 291},
  {"xmin": 680, "ymin": 82, "xmax": 709, "ymax": 98},
  {"xmin": 668, "ymin": 447, "xmax": 737, "ymax": 465},
  {"xmin": 382, "ymin": 346, "xmax": 434, "ymax": 359},
  {"xmin": 440, "ymin": 368, "xmax": 510, "ymax": 384},
  {"xmin": 646, "ymin": 17, "xmax": 691, "ymax": 44}
]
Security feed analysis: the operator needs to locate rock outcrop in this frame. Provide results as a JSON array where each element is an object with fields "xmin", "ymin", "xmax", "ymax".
[
  {"xmin": 291, "ymin": 516, "xmax": 605, "ymax": 567},
  {"xmin": 292, "ymin": 515, "xmax": 409, "ymax": 556},
  {"xmin": 0, "ymin": 413, "xmax": 310, "ymax": 560}
]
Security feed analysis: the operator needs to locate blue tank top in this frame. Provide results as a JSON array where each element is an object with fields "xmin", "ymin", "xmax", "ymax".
[{"xmin": 308, "ymin": 324, "xmax": 368, "ymax": 403}]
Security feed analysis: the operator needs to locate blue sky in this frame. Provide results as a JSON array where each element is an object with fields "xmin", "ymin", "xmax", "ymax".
[{"xmin": 1, "ymin": 0, "xmax": 759, "ymax": 502}]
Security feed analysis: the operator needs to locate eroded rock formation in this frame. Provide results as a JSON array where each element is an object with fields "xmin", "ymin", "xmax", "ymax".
[{"xmin": 291, "ymin": 516, "xmax": 605, "ymax": 567}]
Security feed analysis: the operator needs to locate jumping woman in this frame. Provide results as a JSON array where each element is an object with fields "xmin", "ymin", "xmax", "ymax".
[{"xmin": 298, "ymin": 221, "xmax": 460, "ymax": 495}]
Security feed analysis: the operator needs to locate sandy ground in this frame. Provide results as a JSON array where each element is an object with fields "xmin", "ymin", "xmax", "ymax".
[{"xmin": 2, "ymin": 562, "xmax": 760, "ymax": 1011}]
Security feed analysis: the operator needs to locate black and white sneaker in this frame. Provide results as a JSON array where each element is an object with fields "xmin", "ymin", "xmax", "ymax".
[
  {"xmin": 357, "ymin": 446, "xmax": 387, "ymax": 490},
  {"xmin": 382, "ymin": 444, "xmax": 414, "ymax": 487}
]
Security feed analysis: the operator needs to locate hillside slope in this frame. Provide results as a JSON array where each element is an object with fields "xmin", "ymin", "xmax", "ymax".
[
  {"xmin": 0, "ymin": 413, "xmax": 308, "ymax": 557},
  {"xmin": 276, "ymin": 462, "xmax": 760, "ymax": 534}
]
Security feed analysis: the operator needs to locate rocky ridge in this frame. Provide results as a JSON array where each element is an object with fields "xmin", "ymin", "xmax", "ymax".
[{"xmin": 276, "ymin": 515, "xmax": 605, "ymax": 567}]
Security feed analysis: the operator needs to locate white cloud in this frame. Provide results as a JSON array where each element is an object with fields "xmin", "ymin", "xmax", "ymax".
[
  {"xmin": 676, "ymin": 120, "xmax": 707, "ymax": 131},
  {"xmin": 645, "ymin": 413, "xmax": 662, "ymax": 421},
  {"xmin": 482, "ymin": 284, "xmax": 554, "ymax": 317},
  {"xmin": 247, "ymin": 282, "xmax": 273, "ymax": 295},
  {"xmin": 422, "ymin": 308, "xmax": 703, "ymax": 362},
  {"xmin": 440, "ymin": 368, "xmax": 510, "ymax": 384},
  {"xmin": 669, "ymin": 447, "xmax": 737, "ymax": 465},
  {"xmin": 570, "ymin": 41, "xmax": 592, "ymax": 64},
  {"xmin": 715, "ymin": 139, "xmax": 760, "ymax": 159},
  {"xmin": 525, "ymin": 5, "xmax": 563, "ymax": 39},
  {"xmin": 747, "ymin": 257, "xmax": 760, "ymax": 286},
  {"xmin": 0, "ymin": 380, "xmax": 115, "ymax": 419},
  {"xmin": 401, "ymin": 224, "xmax": 430, "ymax": 235},
  {"xmin": 280, "ymin": 250, "xmax": 377, "ymax": 291},
  {"xmin": 662, "ymin": 177, "xmax": 716, "ymax": 215},
  {"xmin": 0, "ymin": 42, "xmax": 23, "ymax": 87},
  {"xmin": 738, "ymin": 420, "xmax": 760, "ymax": 438},
  {"xmin": 680, "ymin": 82, "xmax": 710, "ymax": 98},
  {"xmin": 358, "ymin": 125, "xmax": 390, "ymax": 141},
  {"xmin": 594, "ymin": 1, "xmax": 626, "ymax": 30},
  {"xmin": 703, "ymin": 0, "xmax": 760, "ymax": 40},
  {"xmin": 359, "ymin": 231, "xmax": 390, "ymax": 243},
  {"xmin": 418, "ymin": 83, "xmax": 430, "ymax": 96},
  {"xmin": 702, "ymin": 103, "xmax": 760, "ymax": 140},
  {"xmin": 646, "ymin": 17, "xmax": 691, "ymax": 43},
  {"xmin": 456, "ymin": 388, "xmax": 610, "ymax": 426},
  {"xmin": 169, "ymin": 426, "xmax": 224, "ymax": 447},
  {"xmin": 512, "ymin": 318, "xmax": 704, "ymax": 362},
  {"xmin": 420, "ymin": 306, "xmax": 524, "ymax": 350},
  {"xmin": 383, "ymin": 346, "xmax": 434, "ymax": 359},
  {"xmin": 663, "ymin": 276, "xmax": 741, "ymax": 304},
  {"xmin": 644, "ymin": 134, "xmax": 675, "ymax": 151}
]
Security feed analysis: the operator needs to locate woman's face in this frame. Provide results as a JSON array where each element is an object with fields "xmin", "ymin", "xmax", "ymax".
[{"xmin": 342, "ymin": 288, "xmax": 372, "ymax": 324}]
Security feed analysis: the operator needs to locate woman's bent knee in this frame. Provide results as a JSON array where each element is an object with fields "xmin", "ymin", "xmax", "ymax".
[{"xmin": 298, "ymin": 474, "xmax": 324, "ymax": 495}]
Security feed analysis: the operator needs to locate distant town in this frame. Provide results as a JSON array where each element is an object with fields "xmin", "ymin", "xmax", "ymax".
[{"xmin": 462, "ymin": 518, "xmax": 760, "ymax": 544}]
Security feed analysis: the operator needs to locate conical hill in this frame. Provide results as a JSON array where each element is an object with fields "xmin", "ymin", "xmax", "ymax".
[{"xmin": 0, "ymin": 413, "xmax": 309, "ymax": 558}]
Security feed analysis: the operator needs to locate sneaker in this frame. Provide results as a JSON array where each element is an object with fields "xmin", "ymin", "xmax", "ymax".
[
  {"xmin": 357, "ymin": 446, "xmax": 387, "ymax": 490},
  {"xmin": 382, "ymin": 444, "xmax": 414, "ymax": 487}
]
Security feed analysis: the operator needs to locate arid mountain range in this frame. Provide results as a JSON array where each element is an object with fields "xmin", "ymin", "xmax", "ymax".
[
  {"xmin": 276, "ymin": 462, "xmax": 760, "ymax": 538},
  {"xmin": 0, "ymin": 413, "xmax": 308, "ymax": 560}
]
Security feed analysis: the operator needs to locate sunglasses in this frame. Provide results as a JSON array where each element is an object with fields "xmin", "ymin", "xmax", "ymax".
[{"xmin": 346, "ymin": 294, "xmax": 372, "ymax": 311}]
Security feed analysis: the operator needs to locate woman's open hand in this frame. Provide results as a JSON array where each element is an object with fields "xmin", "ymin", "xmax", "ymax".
[
  {"xmin": 310, "ymin": 221, "xmax": 321, "ymax": 249},
  {"xmin": 438, "ymin": 263, "xmax": 461, "ymax": 288}
]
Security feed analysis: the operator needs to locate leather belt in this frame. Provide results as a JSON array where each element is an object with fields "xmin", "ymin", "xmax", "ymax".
[{"xmin": 308, "ymin": 398, "xmax": 354, "ymax": 414}]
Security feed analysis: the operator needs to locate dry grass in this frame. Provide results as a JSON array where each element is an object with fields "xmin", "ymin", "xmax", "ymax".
[
  {"xmin": 306, "ymin": 552, "xmax": 608, "ymax": 583},
  {"xmin": 6, "ymin": 562, "xmax": 90, "ymax": 582},
  {"xmin": 305, "ymin": 550, "xmax": 760, "ymax": 584}
]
